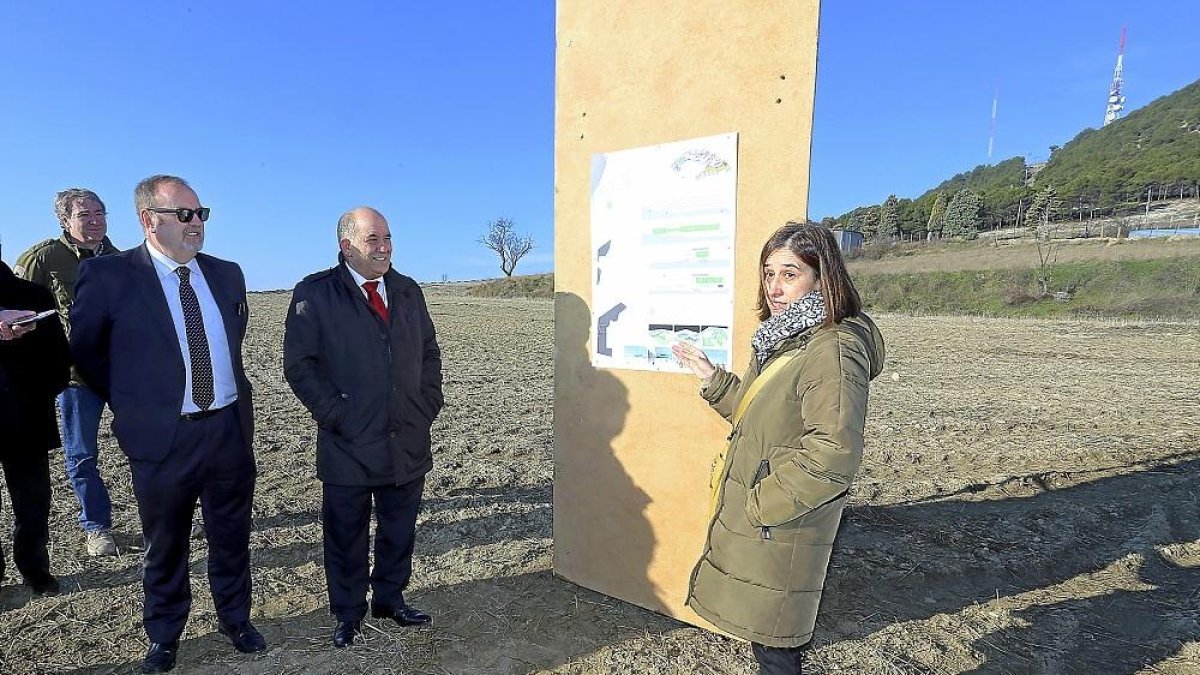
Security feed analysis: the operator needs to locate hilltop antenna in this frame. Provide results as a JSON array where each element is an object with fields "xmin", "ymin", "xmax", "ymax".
[
  {"xmin": 988, "ymin": 82, "xmax": 999, "ymax": 160},
  {"xmin": 1103, "ymin": 27, "xmax": 1127, "ymax": 127}
]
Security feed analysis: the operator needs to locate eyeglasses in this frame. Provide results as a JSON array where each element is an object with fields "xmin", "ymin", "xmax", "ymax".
[
  {"xmin": 73, "ymin": 210, "xmax": 107, "ymax": 221},
  {"xmin": 146, "ymin": 207, "xmax": 211, "ymax": 223}
]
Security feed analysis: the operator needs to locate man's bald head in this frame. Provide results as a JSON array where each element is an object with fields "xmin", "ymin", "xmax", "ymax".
[
  {"xmin": 338, "ymin": 207, "xmax": 393, "ymax": 280},
  {"xmin": 336, "ymin": 206, "xmax": 386, "ymax": 242}
]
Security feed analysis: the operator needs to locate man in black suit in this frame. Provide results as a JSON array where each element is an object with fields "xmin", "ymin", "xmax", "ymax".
[
  {"xmin": 0, "ymin": 261, "xmax": 71, "ymax": 596},
  {"xmin": 70, "ymin": 175, "xmax": 264, "ymax": 673},
  {"xmin": 284, "ymin": 207, "xmax": 442, "ymax": 648}
]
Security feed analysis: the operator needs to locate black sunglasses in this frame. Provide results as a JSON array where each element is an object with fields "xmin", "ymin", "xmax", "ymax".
[{"xmin": 146, "ymin": 206, "xmax": 211, "ymax": 223}]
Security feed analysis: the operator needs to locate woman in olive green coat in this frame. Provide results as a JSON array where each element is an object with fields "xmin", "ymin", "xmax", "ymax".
[{"xmin": 672, "ymin": 222, "xmax": 884, "ymax": 675}]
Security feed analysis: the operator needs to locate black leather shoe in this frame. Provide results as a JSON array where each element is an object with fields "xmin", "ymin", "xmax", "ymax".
[
  {"xmin": 141, "ymin": 642, "xmax": 178, "ymax": 673},
  {"xmin": 218, "ymin": 621, "xmax": 267, "ymax": 653},
  {"xmin": 371, "ymin": 604, "xmax": 432, "ymax": 626},
  {"xmin": 25, "ymin": 574, "xmax": 60, "ymax": 595},
  {"xmin": 332, "ymin": 620, "xmax": 360, "ymax": 648}
]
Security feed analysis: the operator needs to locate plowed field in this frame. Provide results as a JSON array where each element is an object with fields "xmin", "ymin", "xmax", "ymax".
[{"xmin": 1, "ymin": 287, "xmax": 1197, "ymax": 674}]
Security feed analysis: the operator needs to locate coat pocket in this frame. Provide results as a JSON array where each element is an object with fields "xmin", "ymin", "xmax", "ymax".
[
  {"xmin": 333, "ymin": 391, "xmax": 378, "ymax": 440},
  {"xmin": 750, "ymin": 460, "xmax": 773, "ymax": 540}
]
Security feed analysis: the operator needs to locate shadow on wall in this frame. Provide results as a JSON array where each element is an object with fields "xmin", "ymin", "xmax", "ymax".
[{"xmin": 552, "ymin": 292, "xmax": 664, "ymax": 613}]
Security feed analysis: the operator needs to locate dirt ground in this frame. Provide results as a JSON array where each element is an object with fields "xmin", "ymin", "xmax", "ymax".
[{"xmin": 1, "ymin": 286, "xmax": 1197, "ymax": 674}]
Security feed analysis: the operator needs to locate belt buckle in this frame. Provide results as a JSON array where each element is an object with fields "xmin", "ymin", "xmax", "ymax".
[{"xmin": 183, "ymin": 406, "xmax": 219, "ymax": 421}]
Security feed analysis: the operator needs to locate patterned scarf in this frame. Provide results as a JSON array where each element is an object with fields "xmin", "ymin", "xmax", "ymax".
[{"xmin": 751, "ymin": 290, "xmax": 827, "ymax": 366}]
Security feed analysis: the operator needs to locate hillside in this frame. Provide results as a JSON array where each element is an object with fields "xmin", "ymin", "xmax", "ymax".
[
  {"xmin": 827, "ymin": 78, "xmax": 1200, "ymax": 236},
  {"xmin": 1033, "ymin": 79, "xmax": 1200, "ymax": 207}
]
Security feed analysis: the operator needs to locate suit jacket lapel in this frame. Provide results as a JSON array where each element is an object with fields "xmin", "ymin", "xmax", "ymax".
[
  {"xmin": 133, "ymin": 244, "xmax": 185, "ymax": 360},
  {"xmin": 196, "ymin": 255, "xmax": 242, "ymax": 360}
]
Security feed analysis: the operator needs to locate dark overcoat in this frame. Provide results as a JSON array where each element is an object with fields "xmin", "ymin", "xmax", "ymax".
[
  {"xmin": 283, "ymin": 263, "xmax": 443, "ymax": 487},
  {"xmin": 0, "ymin": 262, "xmax": 71, "ymax": 456}
]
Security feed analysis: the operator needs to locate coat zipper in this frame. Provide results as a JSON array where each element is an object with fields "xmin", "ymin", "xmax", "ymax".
[{"xmin": 751, "ymin": 459, "xmax": 772, "ymax": 540}]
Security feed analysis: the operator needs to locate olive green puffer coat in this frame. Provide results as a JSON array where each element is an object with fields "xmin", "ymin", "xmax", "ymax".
[{"xmin": 686, "ymin": 313, "xmax": 885, "ymax": 648}]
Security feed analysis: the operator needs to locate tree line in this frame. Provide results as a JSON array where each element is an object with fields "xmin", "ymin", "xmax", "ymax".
[{"xmin": 824, "ymin": 78, "xmax": 1200, "ymax": 239}]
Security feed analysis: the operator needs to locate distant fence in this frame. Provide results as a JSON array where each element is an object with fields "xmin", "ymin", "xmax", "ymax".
[{"xmin": 1128, "ymin": 226, "xmax": 1200, "ymax": 239}]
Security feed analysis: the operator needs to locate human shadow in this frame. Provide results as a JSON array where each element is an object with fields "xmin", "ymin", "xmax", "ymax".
[
  {"xmin": 817, "ymin": 454, "xmax": 1200, "ymax": 672},
  {"xmin": 254, "ymin": 503, "xmax": 553, "ymax": 569},
  {"xmin": 963, "ymin": 550, "xmax": 1198, "ymax": 674},
  {"xmin": 54, "ymin": 458, "xmax": 1199, "ymax": 674},
  {"xmin": 551, "ymin": 292, "xmax": 660, "ymax": 613},
  {"xmin": 252, "ymin": 507, "xmax": 320, "ymax": 531},
  {"xmin": 56, "ymin": 567, "xmax": 685, "ymax": 675},
  {"xmin": 422, "ymin": 484, "xmax": 553, "ymax": 514}
]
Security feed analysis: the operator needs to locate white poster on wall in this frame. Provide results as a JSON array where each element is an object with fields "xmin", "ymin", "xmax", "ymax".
[{"xmin": 590, "ymin": 132, "xmax": 738, "ymax": 372}]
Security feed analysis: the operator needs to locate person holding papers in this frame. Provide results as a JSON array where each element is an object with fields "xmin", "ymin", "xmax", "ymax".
[{"xmin": 0, "ymin": 258, "xmax": 70, "ymax": 596}]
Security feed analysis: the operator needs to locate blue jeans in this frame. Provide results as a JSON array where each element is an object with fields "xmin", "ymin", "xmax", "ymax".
[{"xmin": 58, "ymin": 384, "xmax": 112, "ymax": 532}]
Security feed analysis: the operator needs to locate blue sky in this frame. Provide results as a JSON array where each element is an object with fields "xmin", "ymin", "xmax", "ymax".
[
  {"xmin": 810, "ymin": 2, "xmax": 1200, "ymax": 220},
  {"xmin": 0, "ymin": 3, "xmax": 1196, "ymax": 289}
]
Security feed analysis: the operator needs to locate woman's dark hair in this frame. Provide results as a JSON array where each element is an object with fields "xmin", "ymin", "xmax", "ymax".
[{"xmin": 755, "ymin": 221, "xmax": 862, "ymax": 324}]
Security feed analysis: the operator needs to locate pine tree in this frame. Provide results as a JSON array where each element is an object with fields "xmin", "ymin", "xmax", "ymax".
[
  {"xmin": 1025, "ymin": 186, "xmax": 1057, "ymax": 226},
  {"xmin": 926, "ymin": 192, "xmax": 947, "ymax": 238},
  {"xmin": 854, "ymin": 206, "xmax": 881, "ymax": 237},
  {"xmin": 942, "ymin": 189, "xmax": 982, "ymax": 239},
  {"xmin": 877, "ymin": 194, "xmax": 900, "ymax": 240}
]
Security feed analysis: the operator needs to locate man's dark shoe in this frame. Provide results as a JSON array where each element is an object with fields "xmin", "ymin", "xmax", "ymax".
[
  {"xmin": 332, "ymin": 620, "xmax": 360, "ymax": 648},
  {"xmin": 218, "ymin": 621, "xmax": 267, "ymax": 653},
  {"xmin": 141, "ymin": 642, "xmax": 178, "ymax": 673},
  {"xmin": 371, "ymin": 604, "xmax": 432, "ymax": 626},
  {"xmin": 25, "ymin": 574, "xmax": 60, "ymax": 596}
]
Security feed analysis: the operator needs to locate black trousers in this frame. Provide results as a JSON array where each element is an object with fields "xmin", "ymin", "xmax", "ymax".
[
  {"xmin": 752, "ymin": 642, "xmax": 807, "ymax": 675},
  {"xmin": 322, "ymin": 476, "xmax": 424, "ymax": 622},
  {"xmin": 0, "ymin": 450, "xmax": 52, "ymax": 584},
  {"xmin": 128, "ymin": 405, "xmax": 255, "ymax": 644}
]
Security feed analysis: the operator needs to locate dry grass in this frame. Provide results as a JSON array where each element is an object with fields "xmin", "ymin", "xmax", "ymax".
[
  {"xmin": 849, "ymin": 236, "xmax": 1200, "ymax": 276},
  {"xmin": 1, "ymin": 288, "xmax": 1197, "ymax": 673}
]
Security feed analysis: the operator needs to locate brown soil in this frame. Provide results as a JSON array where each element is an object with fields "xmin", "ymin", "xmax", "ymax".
[{"xmin": 1, "ymin": 287, "xmax": 1197, "ymax": 674}]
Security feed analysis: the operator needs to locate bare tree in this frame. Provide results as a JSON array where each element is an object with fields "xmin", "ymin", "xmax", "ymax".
[
  {"xmin": 479, "ymin": 217, "xmax": 534, "ymax": 277},
  {"xmin": 1027, "ymin": 188, "xmax": 1059, "ymax": 298}
]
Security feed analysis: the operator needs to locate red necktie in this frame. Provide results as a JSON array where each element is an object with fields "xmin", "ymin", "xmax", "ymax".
[{"xmin": 362, "ymin": 281, "xmax": 388, "ymax": 322}]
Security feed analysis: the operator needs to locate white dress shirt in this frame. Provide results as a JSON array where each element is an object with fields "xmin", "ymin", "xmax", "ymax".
[
  {"xmin": 146, "ymin": 243, "xmax": 238, "ymax": 414},
  {"xmin": 345, "ymin": 263, "xmax": 388, "ymax": 308}
]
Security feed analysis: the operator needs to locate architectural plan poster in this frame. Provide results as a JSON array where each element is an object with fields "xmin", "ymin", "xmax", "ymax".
[{"xmin": 590, "ymin": 133, "xmax": 737, "ymax": 372}]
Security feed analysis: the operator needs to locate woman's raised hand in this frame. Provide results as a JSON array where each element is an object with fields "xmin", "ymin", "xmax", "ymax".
[{"xmin": 671, "ymin": 342, "xmax": 717, "ymax": 380}]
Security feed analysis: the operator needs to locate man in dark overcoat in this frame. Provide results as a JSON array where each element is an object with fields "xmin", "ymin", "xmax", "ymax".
[{"xmin": 284, "ymin": 206, "xmax": 443, "ymax": 648}]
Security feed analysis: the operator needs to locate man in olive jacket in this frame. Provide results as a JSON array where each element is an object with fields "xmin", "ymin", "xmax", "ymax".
[
  {"xmin": 15, "ymin": 188, "xmax": 121, "ymax": 557},
  {"xmin": 0, "ymin": 260, "xmax": 71, "ymax": 594},
  {"xmin": 283, "ymin": 206, "xmax": 443, "ymax": 649}
]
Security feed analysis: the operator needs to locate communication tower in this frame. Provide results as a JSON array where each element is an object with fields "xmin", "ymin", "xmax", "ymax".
[{"xmin": 1103, "ymin": 28, "xmax": 1127, "ymax": 127}]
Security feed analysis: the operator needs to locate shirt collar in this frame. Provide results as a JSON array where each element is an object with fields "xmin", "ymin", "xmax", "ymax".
[
  {"xmin": 344, "ymin": 262, "xmax": 384, "ymax": 289},
  {"xmin": 146, "ymin": 241, "xmax": 200, "ymax": 281},
  {"xmin": 59, "ymin": 232, "xmax": 107, "ymax": 259}
]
